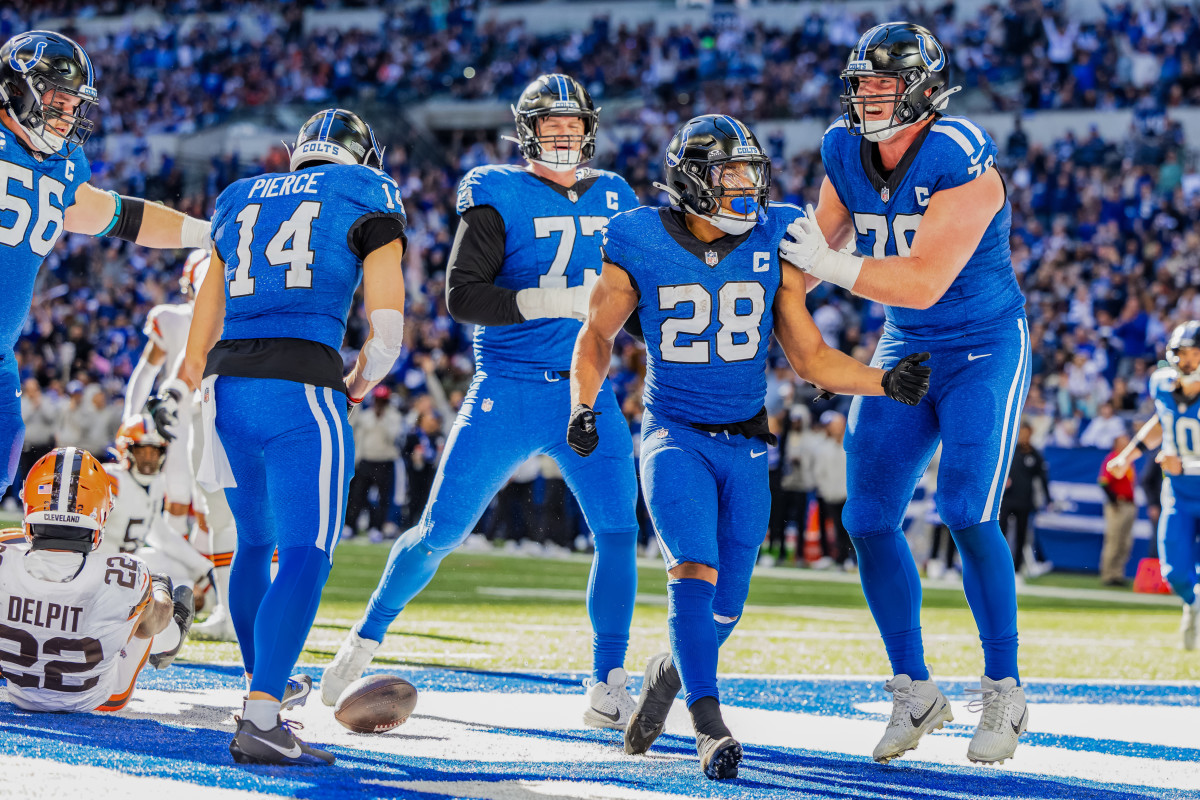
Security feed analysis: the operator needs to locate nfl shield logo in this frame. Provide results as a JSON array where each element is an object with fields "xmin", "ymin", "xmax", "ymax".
[
  {"xmin": 482, "ymin": 398, "xmax": 494, "ymax": 412},
  {"xmin": 568, "ymin": 189, "xmax": 578, "ymax": 203},
  {"xmin": 705, "ymin": 250, "xmax": 718, "ymax": 266},
  {"xmin": 880, "ymin": 186, "xmax": 890, "ymax": 203}
]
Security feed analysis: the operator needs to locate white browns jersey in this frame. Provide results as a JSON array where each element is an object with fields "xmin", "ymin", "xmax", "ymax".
[
  {"xmin": 0, "ymin": 541, "xmax": 151, "ymax": 712},
  {"xmin": 144, "ymin": 303, "xmax": 193, "ymax": 378},
  {"xmin": 101, "ymin": 463, "xmax": 166, "ymax": 556}
]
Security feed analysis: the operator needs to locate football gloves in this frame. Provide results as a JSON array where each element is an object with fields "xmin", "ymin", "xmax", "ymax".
[
  {"xmin": 145, "ymin": 388, "xmax": 182, "ymax": 443},
  {"xmin": 567, "ymin": 403, "xmax": 600, "ymax": 457},
  {"xmin": 778, "ymin": 205, "xmax": 864, "ymax": 290},
  {"xmin": 881, "ymin": 352, "xmax": 932, "ymax": 406}
]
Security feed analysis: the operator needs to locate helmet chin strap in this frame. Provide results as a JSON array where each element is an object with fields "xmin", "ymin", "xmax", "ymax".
[
  {"xmin": 1180, "ymin": 370, "xmax": 1200, "ymax": 387},
  {"xmin": 529, "ymin": 151, "xmax": 580, "ymax": 172},
  {"xmin": 706, "ymin": 212, "xmax": 757, "ymax": 235}
]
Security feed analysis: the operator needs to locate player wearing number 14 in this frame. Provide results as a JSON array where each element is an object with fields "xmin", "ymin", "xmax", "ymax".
[{"xmin": 181, "ymin": 108, "xmax": 408, "ymax": 766}]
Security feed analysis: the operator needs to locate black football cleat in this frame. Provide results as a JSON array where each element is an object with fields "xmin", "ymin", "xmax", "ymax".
[
  {"xmin": 229, "ymin": 717, "xmax": 335, "ymax": 766},
  {"xmin": 697, "ymin": 732, "xmax": 743, "ymax": 780},
  {"xmin": 624, "ymin": 652, "xmax": 682, "ymax": 755},
  {"xmin": 149, "ymin": 585, "xmax": 195, "ymax": 669},
  {"xmin": 281, "ymin": 674, "xmax": 313, "ymax": 711}
]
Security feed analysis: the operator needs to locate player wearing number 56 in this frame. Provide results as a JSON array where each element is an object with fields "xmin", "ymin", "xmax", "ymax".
[
  {"xmin": 0, "ymin": 31, "xmax": 212, "ymax": 497},
  {"xmin": 327, "ymin": 74, "xmax": 644, "ymax": 733},
  {"xmin": 568, "ymin": 114, "xmax": 931, "ymax": 780},
  {"xmin": 0, "ymin": 448, "xmax": 193, "ymax": 714},
  {"xmin": 180, "ymin": 109, "xmax": 407, "ymax": 766}
]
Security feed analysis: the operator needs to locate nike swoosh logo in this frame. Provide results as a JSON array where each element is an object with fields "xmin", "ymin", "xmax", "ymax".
[
  {"xmin": 971, "ymin": 149, "xmax": 984, "ymax": 164},
  {"xmin": 247, "ymin": 732, "xmax": 302, "ymax": 759},
  {"xmin": 967, "ymin": 353, "xmax": 992, "ymax": 361},
  {"xmin": 14, "ymin": 390, "xmax": 20, "ymax": 397},
  {"xmin": 910, "ymin": 702, "xmax": 938, "ymax": 729},
  {"xmin": 592, "ymin": 706, "xmax": 622, "ymax": 722},
  {"xmin": 750, "ymin": 451, "xmax": 766, "ymax": 458},
  {"xmin": 1011, "ymin": 706, "xmax": 1026, "ymax": 735}
]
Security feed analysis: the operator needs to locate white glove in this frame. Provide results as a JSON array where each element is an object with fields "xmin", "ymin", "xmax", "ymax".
[
  {"xmin": 1105, "ymin": 454, "xmax": 1128, "ymax": 477},
  {"xmin": 516, "ymin": 285, "xmax": 592, "ymax": 321},
  {"xmin": 778, "ymin": 204, "xmax": 864, "ymax": 290}
]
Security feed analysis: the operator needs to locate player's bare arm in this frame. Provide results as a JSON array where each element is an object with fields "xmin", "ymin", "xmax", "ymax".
[
  {"xmin": 64, "ymin": 181, "xmax": 212, "ymax": 250},
  {"xmin": 567, "ymin": 261, "xmax": 638, "ymax": 458},
  {"xmin": 773, "ymin": 266, "xmax": 930, "ymax": 405},
  {"xmin": 570, "ymin": 261, "xmax": 637, "ymax": 410},
  {"xmin": 1107, "ymin": 416, "xmax": 1163, "ymax": 476},
  {"xmin": 345, "ymin": 239, "xmax": 407, "ymax": 403},
  {"xmin": 180, "ymin": 251, "xmax": 228, "ymax": 391},
  {"xmin": 133, "ymin": 575, "xmax": 175, "ymax": 640},
  {"xmin": 782, "ymin": 169, "xmax": 1003, "ymax": 309}
]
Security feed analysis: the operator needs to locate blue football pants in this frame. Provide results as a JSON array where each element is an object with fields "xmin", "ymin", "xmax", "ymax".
[
  {"xmin": 216, "ymin": 376, "xmax": 352, "ymax": 700},
  {"xmin": 844, "ymin": 317, "xmax": 1031, "ymax": 682}
]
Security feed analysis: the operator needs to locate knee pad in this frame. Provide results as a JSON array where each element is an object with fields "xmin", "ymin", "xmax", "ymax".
[{"xmin": 843, "ymin": 496, "xmax": 893, "ymax": 538}]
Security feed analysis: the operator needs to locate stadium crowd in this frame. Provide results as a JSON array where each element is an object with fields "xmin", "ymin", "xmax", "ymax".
[
  {"xmin": 1, "ymin": 0, "xmax": 1199, "ymax": 137},
  {"xmin": 4, "ymin": 1, "xmax": 1196, "ymax": 556}
]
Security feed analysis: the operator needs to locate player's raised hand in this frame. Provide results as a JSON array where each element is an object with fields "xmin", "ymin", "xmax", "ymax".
[
  {"xmin": 881, "ymin": 352, "xmax": 932, "ymax": 406},
  {"xmin": 567, "ymin": 403, "xmax": 600, "ymax": 457}
]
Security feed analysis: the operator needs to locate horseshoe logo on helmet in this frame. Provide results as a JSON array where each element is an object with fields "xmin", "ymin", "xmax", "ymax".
[
  {"xmin": 7, "ymin": 35, "xmax": 48, "ymax": 75},
  {"xmin": 916, "ymin": 33, "xmax": 945, "ymax": 71}
]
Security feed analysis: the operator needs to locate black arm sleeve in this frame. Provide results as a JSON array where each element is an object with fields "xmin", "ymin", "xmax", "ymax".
[
  {"xmin": 348, "ymin": 212, "xmax": 408, "ymax": 260},
  {"xmin": 445, "ymin": 206, "xmax": 523, "ymax": 326}
]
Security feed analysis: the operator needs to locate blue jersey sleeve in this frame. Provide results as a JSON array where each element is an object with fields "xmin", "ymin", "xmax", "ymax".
[
  {"xmin": 925, "ymin": 116, "xmax": 999, "ymax": 193},
  {"xmin": 819, "ymin": 116, "xmax": 852, "ymax": 209},
  {"xmin": 456, "ymin": 166, "xmax": 500, "ymax": 216},
  {"xmin": 600, "ymin": 208, "xmax": 640, "ymax": 270},
  {"xmin": 210, "ymin": 181, "xmax": 245, "ymax": 264},
  {"xmin": 68, "ymin": 147, "xmax": 91, "ymax": 186}
]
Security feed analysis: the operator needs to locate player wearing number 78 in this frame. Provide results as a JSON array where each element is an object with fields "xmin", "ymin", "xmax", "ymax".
[
  {"xmin": 327, "ymin": 74, "xmax": 645, "ymax": 730},
  {"xmin": 0, "ymin": 30, "xmax": 212, "ymax": 497},
  {"xmin": 569, "ymin": 114, "xmax": 931, "ymax": 780},
  {"xmin": 779, "ymin": 22, "xmax": 1032, "ymax": 766},
  {"xmin": 180, "ymin": 109, "xmax": 408, "ymax": 766}
]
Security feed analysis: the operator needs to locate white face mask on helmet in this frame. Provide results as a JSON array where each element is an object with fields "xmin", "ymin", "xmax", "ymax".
[{"xmin": 529, "ymin": 145, "xmax": 582, "ymax": 173}]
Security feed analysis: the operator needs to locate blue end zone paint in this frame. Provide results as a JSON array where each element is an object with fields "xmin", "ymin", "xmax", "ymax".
[{"xmin": 1, "ymin": 666, "xmax": 1198, "ymax": 800}]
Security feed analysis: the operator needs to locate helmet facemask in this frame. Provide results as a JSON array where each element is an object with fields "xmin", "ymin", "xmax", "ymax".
[
  {"xmin": 4, "ymin": 73, "xmax": 97, "ymax": 155},
  {"xmin": 1169, "ymin": 345, "xmax": 1200, "ymax": 387},
  {"xmin": 129, "ymin": 443, "xmax": 167, "ymax": 477},
  {"xmin": 511, "ymin": 109, "xmax": 597, "ymax": 172},
  {"xmin": 840, "ymin": 68, "xmax": 956, "ymax": 142},
  {"xmin": 668, "ymin": 157, "xmax": 769, "ymax": 235}
]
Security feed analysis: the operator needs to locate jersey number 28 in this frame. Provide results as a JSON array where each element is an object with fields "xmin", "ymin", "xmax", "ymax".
[{"xmin": 658, "ymin": 281, "xmax": 766, "ymax": 364}]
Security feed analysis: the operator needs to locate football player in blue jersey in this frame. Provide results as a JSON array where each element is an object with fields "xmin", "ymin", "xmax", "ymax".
[
  {"xmin": 0, "ymin": 30, "xmax": 212, "ymax": 494},
  {"xmin": 324, "ymin": 74, "xmax": 645, "ymax": 728},
  {"xmin": 571, "ymin": 114, "xmax": 931, "ymax": 780},
  {"xmin": 180, "ymin": 109, "xmax": 408, "ymax": 766},
  {"xmin": 1106, "ymin": 322, "xmax": 1200, "ymax": 650},
  {"xmin": 779, "ymin": 22, "xmax": 1031, "ymax": 764}
]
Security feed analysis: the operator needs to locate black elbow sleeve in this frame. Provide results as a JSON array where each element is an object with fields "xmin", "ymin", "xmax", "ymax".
[{"xmin": 102, "ymin": 194, "xmax": 146, "ymax": 242}]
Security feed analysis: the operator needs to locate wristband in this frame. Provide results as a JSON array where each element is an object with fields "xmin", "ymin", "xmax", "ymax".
[{"xmin": 810, "ymin": 247, "xmax": 864, "ymax": 291}]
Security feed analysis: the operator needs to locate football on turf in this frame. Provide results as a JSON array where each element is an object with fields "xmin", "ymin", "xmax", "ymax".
[{"xmin": 333, "ymin": 674, "xmax": 418, "ymax": 734}]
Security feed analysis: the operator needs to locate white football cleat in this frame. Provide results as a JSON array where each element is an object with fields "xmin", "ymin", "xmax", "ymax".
[
  {"xmin": 582, "ymin": 667, "xmax": 636, "ymax": 730},
  {"xmin": 966, "ymin": 675, "xmax": 1028, "ymax": 764},
  {"xmin": 872, "ymin": 674, "xmax": 954, "ymax": 764},
  {"xmin": 190, "ymin": 606, "xmax": 238, "ymax": 642},
  {"xmin": 321, "ymin": 629, "xmax": 381, "ymax": 706},
  {"xmin": 1181, "ymin": 598, "xmax": 1199, "ymax": 651}
]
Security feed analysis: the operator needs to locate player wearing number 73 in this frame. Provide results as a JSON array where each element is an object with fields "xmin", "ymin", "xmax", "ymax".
[
  {"xmin": 0, "ymin": 31, "xmax": 212, "ymax": 496},
  {"xmin": 569, "ymin": 114, "xmax": 932, "ymax": 780},
  {"xmin": 180, "ymin": 109, "xmax": 408, "ymax": 766},
  {"xmin": 778, "ymin": 22, "xmax": 1031, "ymax": 765},
  {"xmin": 327, "ymin": 74, "xmax": 645, "ymax": 730}
]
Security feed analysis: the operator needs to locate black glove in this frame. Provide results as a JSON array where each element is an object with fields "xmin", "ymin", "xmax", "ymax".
[
  {"xmin": 150, "ymin": 572, "xmax": 174, "ymax": 600},
  {"xmin": 145, "ymin": 388, "xmax": 182, "ymax": 442},
  {"xmin": 567, "ymin": 403, "xmax": 600, "ymax": 458},
  {"xmin": 881, "ymin": 351, "xmax": 932, "ymax": 406}
]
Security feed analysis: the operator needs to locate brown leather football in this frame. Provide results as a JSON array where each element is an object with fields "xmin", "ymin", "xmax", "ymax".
[{"xmin": 332, "ymin": 674, "xmax": 418, "ymax": 734}]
